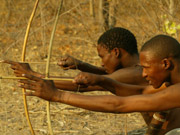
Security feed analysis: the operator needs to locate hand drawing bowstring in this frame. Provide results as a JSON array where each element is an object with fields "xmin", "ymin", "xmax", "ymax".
[{"xmin": 0, "ymin": 0, "xmax": 72, "ymax": 135}]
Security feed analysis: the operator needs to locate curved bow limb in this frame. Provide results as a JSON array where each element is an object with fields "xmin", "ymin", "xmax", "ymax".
[
  {"xmin": 21, "ymin": 0, "xmax": 40, "ymax": 134},
  {"xmin": 45, "ymin": 0, "xmax": 64, "ymax": 135}
]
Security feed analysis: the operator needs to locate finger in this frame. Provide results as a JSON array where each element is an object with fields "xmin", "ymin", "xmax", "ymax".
[
  {"xmin": 2, "ymin": 60, "xmax": 17, "ymax": 65},
  {"xmin": 14, "ymin": 70, "xmax": 19, "ymax": 73},
  {"xmin": 19, "ymin": 79, "xmax": 37, "ymax": 86},
  {"xmin": 72, "ymin": 79, "xmax": 76, "ymax": 84},
  {"xmin": 60, "ymin": 55, "xmax": 69, "ymax": 61},
  {"xmin": 14, "ymin": 73, "xmax": 22, "ymax": 77},
  {"xmin": 73, "ymin": 74, "xmax": 89, "ymax": 85},
  {"xmin": 60, "ymin": 57, "xmax": 67, "ymax": 61},
  {"xmin": 62, "ymin": 65, "xmax": 75, "ymax": 70},
  {"xmin": 19, "ymin": 83, "xmax": 36, "ymax": 91},
  {"xmin": 11, "ymin": 65, "xmax": 17, "ymax": 70},
  {"xmin": 79, "ymin": 84, "xmax": 88, "ymax": 88},
  {"xmin": 22, "ymin": 74, "xmax": 41, "ymax": 82},
  {"xmin": 62, "ymin": 67, "xmax": 71, "ymax": 70},
  {"xmin": 57, "ymin": 61, "xmax": 68, "ymax": 67},
  {"xmin": 69, "ymin": 65, "xmax": 76, "ymax": 69},
  {"xmin": 73, "ymin": 77, "xmax": 84, "ymax": 84},
  {"xmin": 57, "ymin": 61, "xmax": 64, "ymax": 66}
]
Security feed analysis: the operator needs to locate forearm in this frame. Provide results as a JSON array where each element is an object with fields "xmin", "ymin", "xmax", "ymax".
[
  {"xmin": 78, "ymin": 62, "xmax": 106, "ymax": 74},
  {"xmin": 29, "ymin": 72, "xmax": 106, "ymax": 92},
  {"xmin": 97, "ymin": 76, "xmax": 144, "ymax": 96},
  {"xmin": 53, "ymin": 91, "xmax": 124, "ymax": 113},
  {"xmin": 54, "ymin": 80, "xmax": 105, "ymax": 92}
]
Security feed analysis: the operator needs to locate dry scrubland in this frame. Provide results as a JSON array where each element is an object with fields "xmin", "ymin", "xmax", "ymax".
[{"xmin": 0, "ymin": 0, "xmax": 180, "ymax": 135}]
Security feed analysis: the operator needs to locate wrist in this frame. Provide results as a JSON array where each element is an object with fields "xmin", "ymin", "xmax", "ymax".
[
  {"xmin": 51, "ymin": 90, "xmax": 60, "ymax": 102},
  {"xmin": 97, "ymin": 75, "xmax": 106, "ymax": 85},
  {"xmin": 77, "ymin": 60, "xmax": 83, "ymax": 69},
  {"xmin": 52, "ymin": 91, "xmax": 69, "ymax": 103}
]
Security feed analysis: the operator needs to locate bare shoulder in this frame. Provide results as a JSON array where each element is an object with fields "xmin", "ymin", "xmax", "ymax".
[
  {"xmin": 105, "ymin": 66, "xmax": 147, "ymax": 85},
  {"xmin": 152, "ymin": 83, "xmax": 180, "ymax": 109},
  {"xmin": 143, "ymin": 83, "xmax": 167, "ymax": 94},
  {"xmin": 165, "ymin": 83, "xmax": 180, "ymax": 96}
]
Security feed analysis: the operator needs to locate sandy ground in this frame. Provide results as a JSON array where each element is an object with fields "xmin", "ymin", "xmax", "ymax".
[{"xmin": 0, "ymin": 86, "xmax": 146, "ymax": 135}]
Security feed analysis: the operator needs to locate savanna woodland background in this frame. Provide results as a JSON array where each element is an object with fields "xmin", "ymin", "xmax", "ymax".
[{"xmin": 0, "ymin": 0, "xmax": 180, "ymax": 135}]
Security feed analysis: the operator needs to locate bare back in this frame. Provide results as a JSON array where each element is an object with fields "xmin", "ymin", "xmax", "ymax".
[{"xmin": 105, "ymin": 65, "xmax": 148, "ymax": 85}]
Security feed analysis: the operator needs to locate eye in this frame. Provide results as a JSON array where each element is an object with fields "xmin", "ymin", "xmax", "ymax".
[
  {"xmin": 99, "ymin": 55, "xmax": 104, "ymax": 58},
  {"xmin": 143, "ymin": 66, "xmax": 148, "ymax": 69}
]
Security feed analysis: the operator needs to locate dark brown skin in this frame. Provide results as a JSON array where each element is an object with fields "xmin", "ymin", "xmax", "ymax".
[
  {"xmin": 57, "ymin": 55, "xmax": 106, "ymax": 74},
  {"xmin": 2, "ymin": 60, "xmax": 43, "ymax": 78},
  {"xmin": 18, "ymin": 73, "xmax": 180, "ymax": 112},
  {"xmin": 3, "ymin": 45, "xmax": 146, "ymax": 92},
  {"xmin": 55, "ymin": 45, "xmax": 146, "ymax": 91},
  {"xmin": 5, "ymin": 61, "xmax": 180, "ymax": 134},
  {"xmin": 15, "ymin": 49, "xmax": 180, "ymax": 134},
  {"xmin": 3, "ymin": 45, "xmax": 180, "ymax": 134}
]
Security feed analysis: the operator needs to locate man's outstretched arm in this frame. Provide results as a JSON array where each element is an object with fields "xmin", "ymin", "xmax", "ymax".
[
  {"xmin": 53, "ymin": 80, "xmax": 105, "ymax": 92},
  {"xmin": 18, "ymin": 74, "xmax": 180, "ymax": 113},
  {"xmin": 73, "ymin": 72, "xmax": 146, "ymax": 96},
  {"xmin": 57, "ymin": 55, "xmax": 106, "ymax": 74},
  {"xmin": 3, "ymin": 60, "xmax": 157, "ymax": 95},
  {"xmin": 3, "ymin": 60, "xmax": 105, "ymax": 92}
]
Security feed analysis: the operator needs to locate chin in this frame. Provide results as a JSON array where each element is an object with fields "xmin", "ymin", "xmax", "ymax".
[
  {"xmin": 152, "ymin": 83, "xmax": 162, "ymax": 89},
  {"xmin": 106, "ymin": 70, "xmax": 113, "ymax": 74},
  {"xmin": 152, "ymin": 85, "xmax": 159, "ymax": 89},
  {"xmin": 107, "ymin": 71, "xmax": 112, "ymax": 74}
]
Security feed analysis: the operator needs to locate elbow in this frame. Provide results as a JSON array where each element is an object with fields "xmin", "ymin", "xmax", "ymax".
[{"xmin": 104, "ymin": 97, "xmax": 129, "ymax": 113}]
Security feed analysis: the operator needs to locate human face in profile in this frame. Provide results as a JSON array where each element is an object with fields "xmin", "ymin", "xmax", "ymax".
[
  {"xmin": 140, "ymin": 51, "xmax": 169, "ymax": 88},
  {"xmin": 97, "ymin": 44, "xmax": 122, "ymax": 74}
]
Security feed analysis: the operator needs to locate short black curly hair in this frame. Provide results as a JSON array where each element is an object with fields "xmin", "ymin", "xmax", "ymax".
[
  {"xmin": 97, "ymin": 27, "xmax": 138, "ymax": 55},
  {"xmin": 141, "ymin": 34, "xmax": 180, "ymax": 59}
]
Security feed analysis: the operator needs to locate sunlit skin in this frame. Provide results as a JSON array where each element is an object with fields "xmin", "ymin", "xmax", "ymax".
[
  {"xmin": 97, "ymin": 44, "xmax": 122, "ymax": 74},
  {"xmin": 4, "ymin": 41, "xmax": 180, "ymax": 135},
  {"xmin": 3, "ymin": 49, "xmax": 179, "ymax": 135},
  {"xmin": 3, "ymin": 51, "xmax": 180, "ymax": 135},
  {"xmin": 4, "ymin": 31, "xmax": 180, "ymax": 135},
  {"xmin": 140, "ymin": 51, "xmax": 171, "ymax": 89}
]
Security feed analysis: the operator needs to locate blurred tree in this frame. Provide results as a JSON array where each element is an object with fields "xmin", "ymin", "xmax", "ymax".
[
  {"xmin": 89, "ymin": 0, "xmax": 95, "ymax": 17},
  {"xmin": 109, "ymin": 0, "xmax": 116, "ymax": 29},
  {"xmin": 98, "ymin": 0, "xmax": 116, "ymax": 31}
]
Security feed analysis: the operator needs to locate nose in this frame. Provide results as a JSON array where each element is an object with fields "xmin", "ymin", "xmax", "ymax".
[
  {"xmin": 142, "ymin": 68, "xmax": 147, "ymax": 78},
  {"xmin": 101, "ymin": 62, "xmax": 104, "ymax": 67}
]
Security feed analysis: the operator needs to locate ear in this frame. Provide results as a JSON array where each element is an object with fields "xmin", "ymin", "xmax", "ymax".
[
  {"xmin": 162, "ymin": 58, "xmax": 171, "ymax": 70},
  {"xmin": 111, "ymin": 48, "xmax": 121, "ymax": 58}
]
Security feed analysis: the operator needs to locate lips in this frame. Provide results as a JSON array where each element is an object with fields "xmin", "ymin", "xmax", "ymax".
[
  {"xmin": 146, "ymin": 78, "xmax": 152, "ymax": 85},
  {"xmin": 148, "ymin": 80, "xmax": 152, "ymax": 85}
]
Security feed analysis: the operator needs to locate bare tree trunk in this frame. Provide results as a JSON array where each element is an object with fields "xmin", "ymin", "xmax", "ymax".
[
  {"xmin": 165, "ymin": 0, "xmax": 175, "ymax": 19},
  {"xmin": 99, "ymin": 0, "xmax": 109, "ymax": 31},
  {"xmin": 165, "ymin": 0, "xmax": 178, "ymax": 38},
  {"xmin": 89, "ymin": 0, "xmax": 95, "ymax": 17},
  {"xmin": 169, "ymin": 0, "xmax": 178, "ymax": 38},
  {"xmin": 169, "ymin": 0, "xmax": 174, "ymax": 15},
  {"xmin": 109, "ymin": 0, "xmax": 116, "ymax": 29},
  {"xmin": 5, "ymin": 0, "xmax": 11, "ymax": 21}
]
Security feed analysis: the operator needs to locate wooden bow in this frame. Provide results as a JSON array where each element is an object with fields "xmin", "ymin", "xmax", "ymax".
[
  {"xmin": 21, "ymin": 0, "xmax": 63, "ymax": 134},
  {"xmin": 21, "ymin": 0, "xmax": 39, "ymax": 134}
]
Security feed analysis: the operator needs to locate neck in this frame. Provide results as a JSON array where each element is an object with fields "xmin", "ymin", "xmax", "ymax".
[
  {"xmin": 170, "ymin": 60, "xmax": 180, "ymax": 84},
  {"xmin": 122, "ymin": 53, "xmax": 139, "ymax": 67}
]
